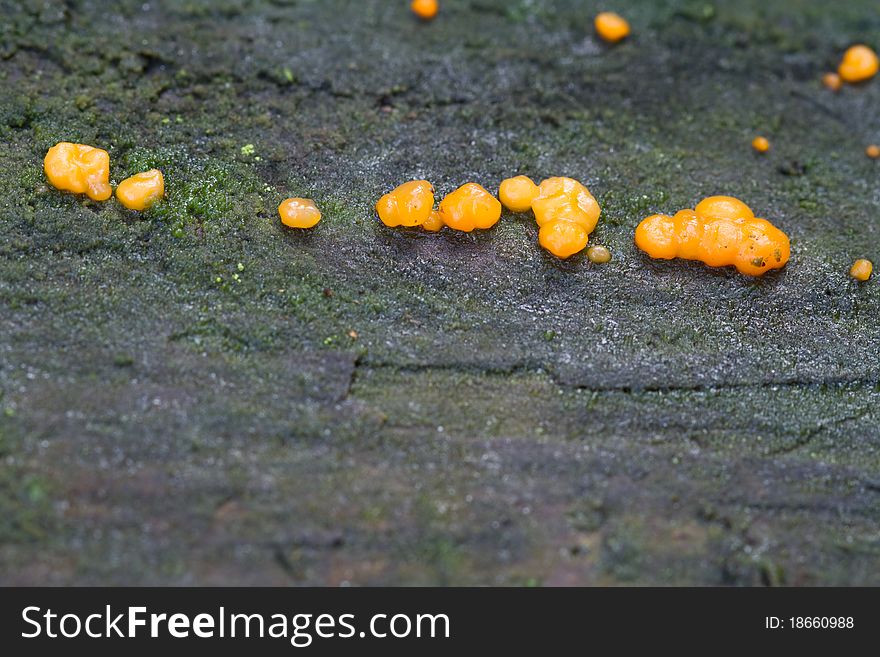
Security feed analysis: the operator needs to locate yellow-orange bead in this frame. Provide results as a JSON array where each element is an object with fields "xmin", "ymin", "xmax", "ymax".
[
  {"xmin": 411, "ymin": 0, "xmax": 439, "ymax": 21},
  {"xmin": 376, "ymin": 180, "xmax": 435, "ymax": 227},
  {"xmin": 498, "ymin": 175, "xmax": 539, "ymax": 213},
  {"xmin": 822, "ymin": 72, "xmax": 842, "ymax": 92},
  {"xmin": 586, "ymin": 245, "xmax": 612, "ymax": 264},
  {"xmin": 279, "ymin": 197, "xmax": 321, "ymax": 229},
  {"xmin": 850, "ymin": 259, "xmax": 873, "ymax": 281},
  {"xmin": 594, "ymin": 12, "xmax": 630, "ymax": 43},
  {"xmin": 43, "ymin": 142, "xmax": 112, "ymax": 201},
  {"xmin": 866, "ymin": 144, "xmax": 880, "ymax": 159},
  {"xmin": 422, "ymin": 210, "xmax": 444, "ymax": 232},
  {"xmin": 438, "ymin": 183, "xmax": 502, "ymax": 232},
  {"xmin": 635, "ymin": 196, "xmax": 790, "ymax": 276},
  {"xmin": 752, "ymin": 136, "xmax": 770, "ymax": 153},
  {"xmin": 116, "ymin": 169, "xmax": 165, "ymax": 211},
  {"xmin": 838, "ymin": 44, "xmax": 879, "ymax": 83}
]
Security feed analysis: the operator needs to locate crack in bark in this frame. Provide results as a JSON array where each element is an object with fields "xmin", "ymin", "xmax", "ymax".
[{"xmin": 764, "ymin": 407, "xmax": 874, "ymax": 456}]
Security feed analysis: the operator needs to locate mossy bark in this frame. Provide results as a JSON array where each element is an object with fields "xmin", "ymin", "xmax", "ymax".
[{"xmin": 1, "ymin": 0, "xmax": 879, "ymax": 585}]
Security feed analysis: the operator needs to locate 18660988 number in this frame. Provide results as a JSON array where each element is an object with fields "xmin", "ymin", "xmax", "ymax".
[{"xmin": 790, "ymin": 617, "xmax": 853, "ymax": 629}]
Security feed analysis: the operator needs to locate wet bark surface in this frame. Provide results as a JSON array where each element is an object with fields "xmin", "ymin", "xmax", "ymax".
[{"xmin": 1, "ymin": 0, "xmax": 878, "ymax": 585}]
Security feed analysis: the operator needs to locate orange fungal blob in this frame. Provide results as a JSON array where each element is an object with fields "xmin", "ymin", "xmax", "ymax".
[
  {"xmin": 838, "ymin": 44, "xmax": 879, "ymax": 83},
  {"xmin": 587, "ymin": 245, "xmax": 612, "ymax": 264},
  {"xmin": 595, "ymin": 12, "xmax": 630, "ymax": 43},
  {"xmin": 411, "ymin": 0, "xmax": 439, "ymax": 21},
  {"xmin": 116, "ymin": 169, "xmax": 165, "ymax": 211},
  {"xmin": 279, "ymin": 197, "xmax": 322, "ymax": 229},
  {"xmin": 44, "ymin": 142, "xmax": 112, "ymax": 201},
  {"xmin": 376, "ymin": 180, "xmax": 435, "ymax": 227},
  {"xmin": 540, "ymin": 220, "xmax": 590, "ymax": 259},
  {"xmin": 850, "ymin": 259, "xmax": 873, "ymax": 281},
  {"xmin": 866, "ymin": 144, "xmax": 880, "ymax": 159},
  {"xmin": 438, "ymin": 183, "xmax": 502, "ymax": 232},
  {"xmin": 635, "ymin": 196, "xmax": 790, "ymax": 276},
  {"xmin": 752, "ymin": 136, "xmax": 770, "ymax": 153},
  {"xmin": 822, "ymin": 72, "xmax": 842, "ymax": 92},
  {"xmin": 422, "ymin": 210, "xmax": 445, "ymax": 232},
  {"xmin": 531, "ymin": 177, "xmax": 601, "ymax": 259},
  {"xmin": 498, "ymin": 175, "xmax": 539, "ymax": 213}
]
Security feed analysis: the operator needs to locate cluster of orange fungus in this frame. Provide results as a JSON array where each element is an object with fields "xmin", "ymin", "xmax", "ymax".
[
  {"xmin": 532, "ymin": 177, "xmax": 601, "ymax": 259},
  {"xmin": 752, "ymin": 136, "xmax": 770, "ymax": 153},
  {"xmin": 376, "ymin": 180, "xmax": 435, "ymax": 227},
  {"xmin": 499, "ymin": 175, "xmax": 539, "ymax": 213},
  {"xmin": 44, "ymin": 142, "xmax": 112, "ymax": 201},
  {"xmin": 838, "ymin": 45, "xmax": 879, "ymax": 83},
  {"xmin": 116, "ymin": 169, "xmax": 165, "ymax": 211},
  {"xmin": 411, "ymin": 0, "xmax": 438, "ymax": 21},
  {"xmin": 279, "ymin": 197, "xmax": 322, "ymax": 229},
  {"xmin": 439, "ymin": 183, "xmax": 502, "ymax": 232},
  {"xmin": 635, "ymin": 196, "xmax": 790, "ymax": 276},
  {"xmin": 866, "ymin": 144, "xmax": 880, "ymax": 159},
  {"xmin": 594, "ymin": 12, "xmax": 630, "ymax": 43}
]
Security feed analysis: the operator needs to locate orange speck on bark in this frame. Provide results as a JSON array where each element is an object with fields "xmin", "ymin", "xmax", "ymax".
[
  {"xmin": 595, "ymin": 12, "xmax": 630, "ymax": 43},
  {"xmin": 116, "ymin": 169, "xmax": 165, "ymax": 211},
  {"xmin": 279, "ymin": 197, "xmax": 322, "ymax": 229},
  {"xmin": 411, "ymin": 0, "xmax": 439, "ymax": 21}
]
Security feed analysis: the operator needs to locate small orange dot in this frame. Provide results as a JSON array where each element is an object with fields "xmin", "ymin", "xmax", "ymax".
[
  {"xmin": 279, "ymin": 197, "xmax": 322, "ymax": 229},
  {"xmin": 752, "ymin": 136, "xmax": 770, "ymax": 153},
  {"xmin": 866, "ymin": 144, "xmax": 880, "ymax": 159},
  {"xmin": 595, "ymin": 12, "xmax": 630, "ymax": 43},
  {"xmin": 421, "ymin": 210, "xmax": 444, "ymax": 232},
  {"xmin": 822, "ymin": 72, "xmax": 842, "ymax": 92},
  {"xmin": 850, "ymin": 259, "xmax": 873, "ymax": 282},
  {"xmin": 411, "ymin": 0, "xmax": 439, "ymax": 21}
]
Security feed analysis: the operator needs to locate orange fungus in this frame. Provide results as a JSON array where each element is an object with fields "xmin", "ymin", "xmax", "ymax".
[
  {"xmin": 376, "ymin": 180, "xmax": 435, "ymax": 227},
  {"xmin": 838, "ymin": 44, "xmax": 879, "ymax": 83},
  {"xmin": 635, "ymin": 195, "xmax": 790, "ymax": 276},
  {"xmin": 752, "ymin": 136, "xmax": 770, "ymax": 153},
  {"xmin": 279, "ymin": 197, "xmax": 322, "ymax": 229},
  {"xmin": 499, "ymin": 175, "xmax": 539, "ymax": 213},
  {"xmin": 421, "ymin": 210, "xmax": 444, "ymax": 232},
  {"xmin": 438, "ymin": 183, "xmax": 502, "ymax": 232},
  {"xmin": 595, "ymin": 12, "xmax": 630, "ymax": 43},
  {"xmin": 116, "ymin": 169, "xmax": 165, "ymax": 211},
  {"xmin": 850, "ymin": 259, "xmax": 873, "ymax": 281},
  {"xmin": 822, "ymin": 72, "xmax": 842, "ymax": 91},
  {"xmin": 411, "ymin": 0, "xmax": 439, "ymax": 21},
  {"xmin": 532, "ymin": 177, "xmax": 601, "ymax": 259},
  {"xmin": 44, "ymin": 142, "xmax": 112, "ymax": 201}
]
